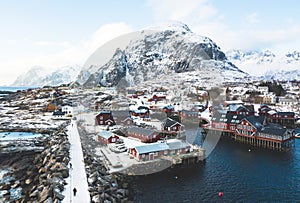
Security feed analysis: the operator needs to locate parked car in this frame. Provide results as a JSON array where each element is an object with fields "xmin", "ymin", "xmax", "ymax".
[{"xmin": 108, "ymin": 143, "xmax": 127, "ymax": 153}]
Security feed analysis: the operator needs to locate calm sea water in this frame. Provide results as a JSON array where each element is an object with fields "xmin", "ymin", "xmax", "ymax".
[
  {"xmin": 0, "ymin": 132, "xmax": 44, "ymax": 141},
  {"xmin": 0, "ymin": 86, "xmax": 36, "ymax": 92},
  {"xmin": 130, "ymin": 129, "xmax": 300, "ymax": 202}
]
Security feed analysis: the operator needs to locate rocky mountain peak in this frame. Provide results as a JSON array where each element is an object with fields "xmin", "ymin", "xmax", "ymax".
[{"xmin": 80, "ymin": 22, "xmax": 247, "ymax": 88}]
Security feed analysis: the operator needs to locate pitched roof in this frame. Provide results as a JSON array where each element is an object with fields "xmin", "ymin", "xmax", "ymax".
[
  {"xmin": 163, "ymin": 118, "xmax": 183, "ymax": 128},
  {"xmin": 180, "ymin": 110, "xmax": 198, "ymax": 115},
  {"xmin": 276, "ymin": 112, "xmax": 295, "ymax": 117},
  {"xmin": 53, "ymin": 111, "xmax": 65, "ymax": 116},
  {"xmin": 98, "ymin": 130, "xmax": 116, "ymax": 139},
  {"xmin": 127, "ymin": 127, "xmax": 158, "ymax": 137},
  {"xmin": 135, "ymin": 142, "xmax": 169, "ymax": 154},
  {"xmin": 166, "ymin": 139, "xmax": 190, "ymax": 150},
  {"xmin": 99, "ymin": 110, "xmax": 112, "ymax": 114},
  {"xmin": 244, "ymin": 116, "xmax": 266, "ymax": 129},
  {"xmin": 211, "ymin": 111, "xmax": 245, "ymax": 124},
  {"xmin": 258, "ymin": 123, "xmax": 289, "ymax": 137}
]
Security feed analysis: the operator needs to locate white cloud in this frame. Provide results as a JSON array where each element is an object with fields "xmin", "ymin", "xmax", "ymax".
[
  {"xmin": 246, "ymin": 12, "xmax": 260, "ymax": 24},
  {"xmin": 83, "ymin": 22, "xmax": 133, "ymax": 55},
  {"xmin": 1, "ymin": 22, "xmax": 133, "ymax": 85},
  {"xmin": 147, "ymin": 0, "xmax": 300, "ymax": 55}
]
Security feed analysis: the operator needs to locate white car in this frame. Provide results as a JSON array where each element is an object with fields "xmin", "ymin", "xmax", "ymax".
[{"xmin": 109, "ymin": 143, "xmax": 127, "ymax": 153}]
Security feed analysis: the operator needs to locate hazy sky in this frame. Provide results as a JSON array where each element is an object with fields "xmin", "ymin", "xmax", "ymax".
[{"xmin": 1, "ymin": 0, "xmax": 300, "ymax": 85}]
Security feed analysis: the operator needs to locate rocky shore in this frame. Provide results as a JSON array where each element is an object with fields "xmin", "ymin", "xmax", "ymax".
[
  {"xmin": 0, "ymin": 123, "xmax": 70, "ymax": 203},
  {"xmin": 77, "ymin": 124, "xmax": 133, "ymax": 202},
  {"xmin": 0, "ymin": 120, "xmax": 133, "ymax": 203},
  {"xmin": 83, "ymin": 147, "xmax": 132, "ymax": 203}
]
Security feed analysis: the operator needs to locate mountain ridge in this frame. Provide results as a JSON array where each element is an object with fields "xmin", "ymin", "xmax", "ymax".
[
  {"xmin": 79, "ymin": 22, "xmax": 248, "ymax": 88},
  {"xmin": 12, "ymin": 65, "xmax": 82, "ymax": 87},
  {"xmin": 226, "ymin": 49, "xmax": 300, "ymax": 80}
]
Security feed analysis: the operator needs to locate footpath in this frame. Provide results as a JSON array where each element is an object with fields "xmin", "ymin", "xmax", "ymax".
[{"xmin": 62, "ymin": 120, "xmax": 90, "ymax": 203}]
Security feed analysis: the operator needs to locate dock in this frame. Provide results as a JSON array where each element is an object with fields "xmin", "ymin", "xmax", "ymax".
[
  {"xmin": 98, "ymin": 144, "xmax": 205, "ymax": 175},
  {"xmin": 203, "ymin": 128, "xmax": 295, "ymax": 151}
]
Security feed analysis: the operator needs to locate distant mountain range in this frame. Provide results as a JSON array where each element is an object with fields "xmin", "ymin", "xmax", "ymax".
[
  {"xmin": 13, "ymin": 22, "xmax": 300, "ymax": 87},
  {"xmin": 12, "ymin": 65, "xmax": 82, "ymax": 87},
  {"xmin": 226, "ymin": 50, "xmax": 300, "ymax": 81}
]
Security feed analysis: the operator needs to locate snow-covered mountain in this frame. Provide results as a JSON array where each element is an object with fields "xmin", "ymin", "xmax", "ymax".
[
  {"xmin": 12, "ymin": 65, "xmax": 82, "ymax": 87},
  {"xmin": 226, "ymin": 49, "xmax": 300, "ymax": 80},
  {"xmin": 263, "ymin": 69, "xmax": 300, "ymax": 81},
  {"xmin": 79, "ymin": 22, "xmax": 249, "ymax": 88}
]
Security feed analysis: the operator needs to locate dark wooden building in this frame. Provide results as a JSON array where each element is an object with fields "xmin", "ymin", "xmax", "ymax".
[{"xmin": 95, "ymin": 110, "xmax": 116, "ymax": 126}]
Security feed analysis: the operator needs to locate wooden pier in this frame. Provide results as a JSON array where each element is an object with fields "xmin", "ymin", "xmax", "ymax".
[{"xmin": 203, "ymin": 128, "xmax": 295, "ymax": 151}]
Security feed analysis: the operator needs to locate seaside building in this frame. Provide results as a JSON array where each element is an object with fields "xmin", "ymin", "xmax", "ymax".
[
  {"xmin": 126, "ymin": 126, "xmax": 160, "ymax": 143},
  {"xmin": 204, "ymin": 105, "xmax": 295, "ymax": 151}
]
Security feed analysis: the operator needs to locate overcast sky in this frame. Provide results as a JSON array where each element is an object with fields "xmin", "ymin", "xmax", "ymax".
[{"xmin": 1, "ymin": 0, "xmax": 300, "ymax": 85}]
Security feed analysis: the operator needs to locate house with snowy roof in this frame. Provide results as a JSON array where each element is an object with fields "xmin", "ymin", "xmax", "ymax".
[{"xmin": 95, "ymin": 110, "xmax": 116, "ymax": 126}]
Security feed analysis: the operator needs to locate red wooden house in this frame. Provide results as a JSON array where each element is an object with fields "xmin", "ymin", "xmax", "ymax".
[
  {"xmin": 112, "ymin": 111, "xmax": 134, "ymax": 126},
  {"xmin": 267, "ymin": 112, "xmax": 295, "ymax": 128},
  {"xmin": 98, "ymin": 130, "xmax": 120, "ymax": 145},
  {"xmin": 166, "ymin": 139, "xmax": 190, "ymax": 156},
  {"xmin": 130, "ymin": 106, "xmax": 150, "ymax": 118},
  {"xmin": 179, "ymin": 110, "xmax": 199, "ymax": 119},
  {"xmin": 126, "ymin": 126, "xmax": 160, "ymax": 143},
  {"xmin": 258, "ymin": 104, "xmax": 295, "ymax": 128},
  {"xmin": 95, "ymin": 110, "xmax": 116, "ymax": 126},
  {"xmin": 210, "ymin": 110, "xmax": 246, "ymax": 133},
  {"xmin": 162, "ymin": 118, "xmax": 184, "ymax": 133},
  {"xmin": 235, "ymin": 116, "xmax": 264, "ymax": 137},
  {"xmin": 236, "ymin": 116, "xmax": 294, "ymax": 142},
  {"xmin": 128, "ymin": 139, "xmax": 191, "ymax": 161},
  {"xmin": 128, "ymin": 142, "xmax": 169, "ymax": 161},
  {"xmin": 228, "ymin": 105, "xmax": 255, "ymax": 116}
]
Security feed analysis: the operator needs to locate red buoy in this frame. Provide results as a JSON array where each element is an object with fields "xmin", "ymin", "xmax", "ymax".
[{"xmin": 218, "ymin": 192, "xmax": 224, "ymax": 197}]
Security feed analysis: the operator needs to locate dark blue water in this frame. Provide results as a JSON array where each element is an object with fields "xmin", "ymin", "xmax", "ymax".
[{"xmin": 130, "ymin": 130, "xmax": 300, "ymax": 202}]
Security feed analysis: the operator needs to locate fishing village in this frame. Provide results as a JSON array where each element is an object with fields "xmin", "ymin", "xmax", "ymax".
[{"xmin": 0, "ymin": 79, "xmax": 299, "ymax": 202}]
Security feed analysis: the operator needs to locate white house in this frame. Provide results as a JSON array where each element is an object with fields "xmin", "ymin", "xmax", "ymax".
[
  {"xmin": 258, "ymin": 86, "xmax": 269, "ymax": 95},
  {"xmin": 278, "ymin": 98, "xmax": 296, "ymax": 106},
  {"xmin": 62, "ymin": 105, "xmax": 73, "ymax": 117}
]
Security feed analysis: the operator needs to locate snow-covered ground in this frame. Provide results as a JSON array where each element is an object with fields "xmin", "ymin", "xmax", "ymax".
[{"xmin": 62, "ymin": 120, "xmax": 90, "ymax": 203}]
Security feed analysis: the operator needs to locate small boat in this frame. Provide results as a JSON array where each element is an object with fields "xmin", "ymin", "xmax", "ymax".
[{"xmin": 295, "ymin": 133, "xmax": 300, "ymax": 138}]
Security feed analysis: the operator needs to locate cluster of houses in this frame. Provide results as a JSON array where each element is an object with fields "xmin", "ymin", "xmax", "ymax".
[
  {"xmin": 93, "ymin": 86, "xmax": 211, "ymax": 162},
  {"xmin": 205, "ymin": 101, "xmax": 296, "ymax": 150},
  {"xmin": 97, "ymin": 129, "xmax": 193, "ymax": 162},
  {"xmin": 226, "ymin": 82, "xmax": 299, "ymax": 114}
]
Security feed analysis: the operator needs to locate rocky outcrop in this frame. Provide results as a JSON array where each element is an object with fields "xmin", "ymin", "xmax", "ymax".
[
  {"xmin": 0, "ymin": 122, "xmax": 70, "ymax": 202},
  {"xmin": 82, "ymin": 145, "xmax": 132, "ymax": 203},
  {"xmin": 80, "ymin": 22, "xmax": 248, "ymax": 88},
  {"xmin": 77, "ymin": 125, "xmax": 132, "ymax": 202}
]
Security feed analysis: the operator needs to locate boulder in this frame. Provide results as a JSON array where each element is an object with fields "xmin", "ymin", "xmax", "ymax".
[
  {"xmin": 92, "ymin": 194, "xmax": 101, "ymax": 203},
  {"xmin": 44, "ymin": 197, "xmax": 54, "ymax": 203},
  {"xmin": 39, "ymin": 187, "xmax": 50, "ymax": 202},
  {"xmin": 117, "ymin": 189, "xmax": 128, "ymax": 197},
  {"xmin": 25, "ymin": 178, "xmax": 32, "ymax": 185},
  {"xmin": 29, "ymin": 189, "xmax": 39, "ymax": 198},
  {"xmin": 54, "ymin": 190, "xmax": 65, "ymax": 201},
  {"xmin": 1, "ymin": 183, "xmax": 11, "ymax": 190}
]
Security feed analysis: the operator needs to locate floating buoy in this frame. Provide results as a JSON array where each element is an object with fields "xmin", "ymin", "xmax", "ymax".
[
  {"xmin": 174, "ymin": 176, "xmax": 178, "ymax": 179},
  {"xmin": 248, "ymin": 149, "xmax": 251, "ymax": 152},
  {"xmin": 218, "ymin": 192, "xmax": 224, "ymax": 197}
]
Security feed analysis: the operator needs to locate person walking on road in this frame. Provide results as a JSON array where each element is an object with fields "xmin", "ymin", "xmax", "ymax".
[{"xmin": 73, "ymin": 187, "xmax": 77, "ymax": 196}]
